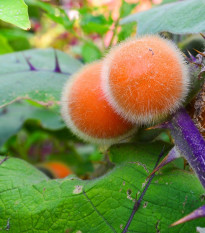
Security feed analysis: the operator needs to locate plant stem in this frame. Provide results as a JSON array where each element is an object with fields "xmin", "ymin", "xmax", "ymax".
[
  {"xmin": 122, "ymin": 147, "xmax": 165, "ymax": 233},
  {"xmin": 167, "ymin": 108, "xmax": 205, "ymax": 189}
]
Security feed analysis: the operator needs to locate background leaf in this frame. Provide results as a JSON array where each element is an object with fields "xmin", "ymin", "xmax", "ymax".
[
  {"xmin": 0, "ymin": 28, "xmax": 31, "ymax": 51},
  {"xmin": 0, "ymin": 143, "xmax": 205, "ymax": 232},
  {"xmin": 0, "ymin": 0, "xmax": 30, "ymax": 30},
  {"xmin": 121, "ymin": 0, "xmax": 205, "ymax": 35},
  {"xmin": 0, "ymin": 101, "xmax": 65, "ymax": 147},
  {"xmin": 27, "ymin": 0, "xmax": 74, "ymax": 30},
  {"xmin": 82, "ymin": 42, "xmax": 102, "ymax": 63},
  {"xmin": 120, "ymin": 0, "xmax": 137, "ymax": 18},
  {"xmin": 0, "ymin": 34, "xmax": 13, "ymax": 54},
  {"xmin": 80, "ymin": 14, "xmax": 110, "ymax": 35},
  {"xmin": 0, "ymin": 49, "xmax": 82, "ymax": 108}
]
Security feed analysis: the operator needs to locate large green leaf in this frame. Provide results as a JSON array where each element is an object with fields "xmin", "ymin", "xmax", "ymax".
[
  {"xmin": 0, "ymin": 49, "xmax": 82, "ymax": 108},
  {"xmin": 0, "ymin": 101, "xmax": 65, "ymax": 147},
  {"xmin": 121, "ymin": 0, "xmax": 205, "ymax": 35},
  {"xmin": 0, "ymin": 142, "xmax": 204, "ymax": 232},
  {"xmin": 0, "ymin": 0, "xmax": 30, "ymax": 30}
]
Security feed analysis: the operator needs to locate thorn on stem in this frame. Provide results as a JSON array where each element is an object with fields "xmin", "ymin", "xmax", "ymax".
[
  {"xmin": 54, "ymin": 50, "xmax": 62, "ymax": 73},
  {"xmin": 171, "ymin": 205, "xmax": 205, "ymax": 227},
  {"xmin": 186, "ymin": 50, "xmax": 197, "ymax": 63},
  {"xmin": 148, "ymin": 146, "xmax": 181, "ymax": 178},
  {"xmin": 193, "ymin": 49, "xmax": 205, "ymax": 57},
  {"xmin": 146, "ymin": 121, "xmax": 170, "ymax": 131},
  {"xmin": 22, "ymin": 53, "xmax": 37, "ymax": 71},
  {"xmin": 200, "ymin": 33, "xmax": 205, "ymax": 40}
]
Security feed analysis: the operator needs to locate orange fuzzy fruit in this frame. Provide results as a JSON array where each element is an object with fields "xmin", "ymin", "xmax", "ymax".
[
  {"xmin": 102, "ymin": 35, "xmax": 189, "ymax": 125},
  {"xmin": 43, "ymin": 162, "xmax": 72, "ymax": 179},
  {"xmin": 61, "ymin": 61, "xmax": 136, "ymax": 146}
]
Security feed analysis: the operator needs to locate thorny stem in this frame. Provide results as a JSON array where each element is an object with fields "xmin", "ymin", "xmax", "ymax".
[
  {"xmin": 122, "ymin": 147, "xmax": 165, "ymax": 233},
  {"xmin": 108, "ymin": 19, "xmax": 119, "ymax": 48},
  {"xmin": 149, "ymin": 108, "xmax": 205, "ymax": 190},
  {"xmin": 167, "ymin": 108, "xmax": 205, "ymax": 189},
  {"xmin": 107, "ymin": 0, "xmax": 124, "ymax": 49}
]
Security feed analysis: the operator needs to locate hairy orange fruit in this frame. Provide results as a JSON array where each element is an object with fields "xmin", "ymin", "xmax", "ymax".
[
  {"xmin": 61, "ymin": 61, "xmax": 136, "ymax": 145},
  {"xmin": 43, "ymin": 162, "xmax": 72, "ymax": 179},
  {"xmin": 102, "ymin": 35, "xmax": 189, "ymax": 125}
]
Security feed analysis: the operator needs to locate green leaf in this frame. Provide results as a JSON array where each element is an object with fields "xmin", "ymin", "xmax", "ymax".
[
  {"xmin": 0, "ymin": 48, "xmax": 82, "ymax": 108},
  {"xmin": 118, "ymin": 22, "xmax": 136, "ymax": 42},
  {"xmin": 0, "ymin": 28, "xmax": 32, "ymax": 40},
  {"xmin": 109, "ymin": 142, "xmax": 172, "ymax": 164},
  {"xmin": 0, "ymin": 142, "xmax": 204, "ymax": 232},
  {"xmin": 0, "ymin": 157, "xmax": 48, "ymax": 192},
  {"xmin": 82, "ymin": 42, "xmax": 102, "ymax": 63},
  {"xmin": 120, "ymin": 0, "xmax": 137, "ymax": 18},
  {"xmin": 161, "ymin": 0, "xmax": 178, "ymax": 4},
  {"xmin": 81, "ymin": 14, "xmax": 110, "ymax": 35},
  {"xmin": 0, "ymin": 34, "xmax": 13, "ymax": 55},
  {"xmin": 121, "ymin": 0, "xmax": 205, "ymax": 35},
  {"xmin": 0, "ymin": 101, "xmax": 65, "ymax": 147},
  {"xmin": 0, "ymin": 28, "xmax": 31, "ymax": 51},
  {"xmin": 0, "ymin": 0, "xmax": 30, "ymax": 30},
  {"xmin": 27, "ymin": 0, "xmax": 73, "ymax": 29}
]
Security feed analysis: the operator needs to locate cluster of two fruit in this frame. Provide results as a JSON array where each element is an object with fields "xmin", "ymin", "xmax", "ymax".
[{"xmin": 61, "ymin": 35, "xmax": 189, "ymax": 146}]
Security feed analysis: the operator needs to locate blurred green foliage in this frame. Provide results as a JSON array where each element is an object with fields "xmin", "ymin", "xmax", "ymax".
[{"xmin": 0, "ymin": 34, "xmax": 13, "ymax": 54}]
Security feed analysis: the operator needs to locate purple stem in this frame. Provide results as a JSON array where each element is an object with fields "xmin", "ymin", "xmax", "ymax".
[
  {"xmin": 166, "ymin": 108, "xmax": 205, "ymax": 189},
  {"xmin": 148, "ymin": 109, "xmax": 205, "ymax": 225}
]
